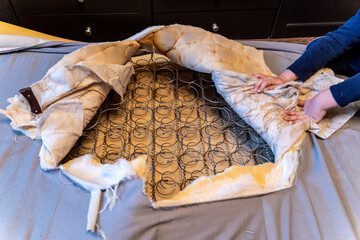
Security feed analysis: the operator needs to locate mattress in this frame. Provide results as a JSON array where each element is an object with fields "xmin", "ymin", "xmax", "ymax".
[{"xmin": 0, "ymin": 37, "xmax": 360, "ymax": 240}]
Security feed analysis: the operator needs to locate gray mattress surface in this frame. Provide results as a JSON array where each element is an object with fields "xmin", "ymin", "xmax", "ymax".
[{"xmin": 0, "ymin": 41, "xmax": 359, "ymax": 240}]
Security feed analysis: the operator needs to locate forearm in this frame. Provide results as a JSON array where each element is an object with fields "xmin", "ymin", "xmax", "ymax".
[
  {"xmin": 330, "ymin": 73, "xmax": 360, "ymax": 107},
  {"xmin": 316, "ymin": 89, "xmax": 339, "ymax": 110},
  {"xmin": 253, "ymin": 69, "xmax": 298, "ymax": 93},
  {"xmin": 288, "ymin": 9, "xmax": 360, "ymax": 82}
]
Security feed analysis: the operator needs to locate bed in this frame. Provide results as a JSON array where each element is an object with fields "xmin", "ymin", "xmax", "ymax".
[{"xmin": 1, "ymin": 24, "xmax": 360, "ymax": 240}]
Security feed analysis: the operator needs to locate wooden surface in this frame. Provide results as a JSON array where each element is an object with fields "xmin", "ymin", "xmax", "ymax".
[
  {"xmin": 19, "ymin": 13, "xmax": 151, "ymax": 42},
  {"xmin": 153, "ymin": 0, "xmax": 279, "ymax": 12},
  {"xmin": 10, "ymin": 0, "xmax": 151, "ymax": 41},
  {"xmin": 1, "ymin": 0, "xmax": 357, "ymax": 41},
  {"xmin": 253, "ymin": 37, "xmax": 315, "ymax": 45},
  {"xmin": 11, "ymin": 0, "xmax": 150, "ymax": 15},
  {"xmin": 0, "ymin": 0, "xmax": 19, "ymax": 25},
  {"xmin": 154, "ymin": 10, "xmax": 277, "ymax": 39},
  {"xmin": 272, "ymin": 0, "xmax": 360, "ymax": 37}
]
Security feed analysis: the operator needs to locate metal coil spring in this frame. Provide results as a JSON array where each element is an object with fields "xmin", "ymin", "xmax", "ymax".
[{"xmin": 65, "ymin": 54, "xmax": 275, "ymax": 201}]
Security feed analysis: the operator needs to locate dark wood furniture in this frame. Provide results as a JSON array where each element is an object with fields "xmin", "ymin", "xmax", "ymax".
[
  {"xmin": 1, "ymin": 0, "xmax": 360, "ymax": 41},
  {"xmin": 153, "ymin": 0, "xmax": 279, "ymax": 39},
  {"xmin": 0, "ymin": 0, "xmax": 19, "ymax": 25},
  {"xmin": 271, "ymin": 0, "xmax": 360, "ymax": 38},
  {"xmin": 9, "ymin": 0, "xmax": 151, "ymax": 41}
]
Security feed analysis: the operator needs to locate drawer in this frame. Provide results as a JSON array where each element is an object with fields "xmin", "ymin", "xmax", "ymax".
[
  {"xmin": 272, "ymin": 0, "xmax": 360, "ymax": 38},
  {"xmin": 12, "ymin": 0, "xmax": 150, "ymax": 16},
  {"xmin": 154, "ymin": 10, "xmax": 277, "ymax": 39},
  {"xmin": 153, "ymin": 0, "xmax": 279, "ymax": 13},
  {"xmin": 0, "ymin": 0, "xmax": 19, "ymax": 25},
  {"xmin": 19, "ymin": 13, "xmax": 151, "ymax": 42}
]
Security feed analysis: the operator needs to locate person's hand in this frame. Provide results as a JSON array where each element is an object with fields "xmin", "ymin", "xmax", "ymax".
[
  {"xmin": 253, "ymin": 69, "xmax": 298, "ymax": 93},
  {"xmin": 284, "ymin": 89, "xmax": 339, "ymax": 124},
  {"xmin": 283, "ymin": 108, "xmax": 309, "ymax": 124},
  {"xmin": 284, "ymin": 99, "xmax": 322, "ymax": 124},
  {"xmin": 252, "ymin": 74, "xmax": 287, "ymax": 92}
]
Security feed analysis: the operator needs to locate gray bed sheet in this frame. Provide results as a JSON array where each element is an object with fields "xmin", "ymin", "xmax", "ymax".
[{"xmin": 0, "ymin": 41, "xmax": 360, "ymax": 240}]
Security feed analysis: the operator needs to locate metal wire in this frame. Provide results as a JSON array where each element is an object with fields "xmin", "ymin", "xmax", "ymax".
[{"xmin": 65, "ymin": 54, "xmax": 275, "ymax": 201}]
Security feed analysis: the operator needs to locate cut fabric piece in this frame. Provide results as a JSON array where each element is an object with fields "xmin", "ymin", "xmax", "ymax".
[
  {"xmin": 60, "ymin": 154, "xmax": 147, "ymax": 232},
  {"xmin": 38, "ymin": 99, "xmax": 84, "ymax": 169},
  {"xmin": 0, "ymin": 94, "xmax": 38, "ymax": 139},
  {"xmin": 1, "ymin": 40, "xmax": 139, "ymax": 169}
]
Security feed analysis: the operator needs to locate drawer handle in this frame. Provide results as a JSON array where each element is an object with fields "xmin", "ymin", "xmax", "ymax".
[
  {"xmin": 212, "ymin": 23, "xmax": 219, "ymax": 32},
  {"xmin": 85, "ymin": 26, "xmax": 92, "ymax": 36}
]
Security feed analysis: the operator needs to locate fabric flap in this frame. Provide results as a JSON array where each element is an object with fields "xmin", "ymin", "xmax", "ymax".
[
  {"xmin": 298, "ymin": 69, "xmax": 360, "ymax": 138},
  {"xmin": 60, "ymin": 154, "xmax": 143, "ymax": 189},
  {"xmin": 80, "ymin": 62, "xmax": 135, "ymax": 99},
  {"xmin": 38, "ymin": 99, "xmax": 84, "ymax": 170},
  {"xmin": 140, "ymin": 24, "xmax": 274, "ymax": 75},
  {"xmin": 60, "ymin": 154, "xmax": 147, "ymax": 232},
  {"xmin": 0, "ymin": 94, "xmax": 38, "ymax": 139}
]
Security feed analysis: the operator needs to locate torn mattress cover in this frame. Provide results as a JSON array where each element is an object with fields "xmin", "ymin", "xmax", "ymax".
[{"xmin": 1, "ymin": 24, "xmax": 359, "ymax": 233}]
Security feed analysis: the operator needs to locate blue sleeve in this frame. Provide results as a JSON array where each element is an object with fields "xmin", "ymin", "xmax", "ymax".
[
  {"xmin": 330, "ymin": 73, "xmax": 360, "ymax": 107},
  {"xmin": 288, "ymin": 9, "xmax": 360, "ymax": 82}
]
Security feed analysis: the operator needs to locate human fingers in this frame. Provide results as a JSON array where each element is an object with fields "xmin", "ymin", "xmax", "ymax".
[
  {"xmin": 283, "ymin": 114, "xmax": 304, "ymax": 121},
  {"xmin": 283, "ymin": 112, "xmax": 302, "ymax": 120},
  {"xmin": 264, "ymin": 84, "xmax": 280, "ymax": 91},
  {"xmin": 252, "ymin": 73, "xmax": 266, "ymax": 80},
  {"xmin": 284, "ymin": 109, "xmax": 300, "ymax": 116},
  {"xmin": 256, "ymin": 80, "xmax": 271, "ymax": 93},
  {"xmin": 253, "ymin": 78, "xmax": 265, "ymax": 92},
  {"xmin": 291, "ymin": 119, "xmax": 307, "ymax": 125},
  {"xmin": 283, "ymin": 110, "xmax": 308, "ymax": 122},
  {"xmin": 253, "ymin": 73, "xmax": 270, "ymax": 92},
  {"xmin": 297, "ymin": 99, "xmax": 306, "ymax": 107}
]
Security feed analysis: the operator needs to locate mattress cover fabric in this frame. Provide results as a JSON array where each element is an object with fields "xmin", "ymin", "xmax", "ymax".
[
  {"xmin": 1, "ymin": 25, "xmax": 358, "ymax": 210},
  {"xmin": 0, "ymin": 33, "xmax": 360, "ymax": 240}
]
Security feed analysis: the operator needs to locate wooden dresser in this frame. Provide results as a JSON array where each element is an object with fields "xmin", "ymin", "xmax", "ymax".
[
  {"xmin": 153, "ymin": 0, "xmax": 279, "ymax": 39},
  {"xmin": 1, "ymin": 0, "xmax": 360, "ymax": 41},
  {"xmin": 272, "ymin": 0, "xmax": 360, "ymax": 37},
  {"xmin": 9, "ymin": 0, "xmax": 151, "ymax": 41}
]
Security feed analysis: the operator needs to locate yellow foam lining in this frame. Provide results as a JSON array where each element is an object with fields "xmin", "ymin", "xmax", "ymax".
[
  {"xmin": 230, "ymin": 162, "xmax": 275, "ymax": 186},
  {"xmin": 0, "ymin": 21, "xmax": 80, "ymax": 42},
  {"xmin": 167, "ymin": 162, "xmax": 276, "ymax": 201}
]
